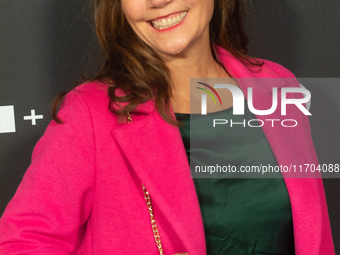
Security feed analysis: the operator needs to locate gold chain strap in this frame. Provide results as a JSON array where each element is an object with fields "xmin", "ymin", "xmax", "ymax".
[
  {"xmin": 142, "ymin": 184, "xmax": 165, "ymax": 255},
  {"xmin": 127, "ymin": 112, "xmax": 132, "ymax": 123}
]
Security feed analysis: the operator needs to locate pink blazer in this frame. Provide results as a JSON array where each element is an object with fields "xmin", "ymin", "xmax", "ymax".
[{"xmin": 0, "ymin": 48, "xmax": 335, "ymax": 255}]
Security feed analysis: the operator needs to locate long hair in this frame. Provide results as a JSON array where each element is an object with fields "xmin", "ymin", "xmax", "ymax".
[{"xmin": 52, "ymin": 0, "xmax": 263, "ymax": 125}]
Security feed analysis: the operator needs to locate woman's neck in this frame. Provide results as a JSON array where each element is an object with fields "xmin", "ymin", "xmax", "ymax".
[{"xmin": 164, "ymin": 45, "xmax": 230, "ymax": 113}]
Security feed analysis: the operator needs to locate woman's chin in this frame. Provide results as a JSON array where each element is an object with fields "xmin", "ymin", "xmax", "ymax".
[
  {"xmin": 156, "ymin": 47, "xmax": 189, "ymax": 58},
  {"xmin": 154, "ymin": 41, "xmax": 191, "ymax": 57}
]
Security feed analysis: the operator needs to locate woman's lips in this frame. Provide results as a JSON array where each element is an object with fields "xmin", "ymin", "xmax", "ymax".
[{"xmin": 150, "ymin": 11, "xmax": 188, "ymax": 31}]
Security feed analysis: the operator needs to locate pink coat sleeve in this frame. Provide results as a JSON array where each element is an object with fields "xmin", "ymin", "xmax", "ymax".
[{"xmin": 0, "ymin": 89, "xmax": 96, "ymax": 254}]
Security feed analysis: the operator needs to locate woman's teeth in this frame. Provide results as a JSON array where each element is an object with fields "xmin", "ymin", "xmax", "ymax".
[{"xmin": 151, "ymin": 12, "xmax": 187, "ymax": 30}]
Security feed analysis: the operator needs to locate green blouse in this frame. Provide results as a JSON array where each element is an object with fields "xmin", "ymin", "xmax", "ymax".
[{"xmin": 175, "ymin": 105, "xmax": 295, "ymax": 255}]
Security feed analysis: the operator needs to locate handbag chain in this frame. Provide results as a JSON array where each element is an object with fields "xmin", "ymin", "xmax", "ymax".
[
  {"xmin": 142, "ymin": 184, "xmax": 165, "ymax": 255},
  {"xmin": 129, "ymin": 110, "xmax": 164, "ymax": 254}
]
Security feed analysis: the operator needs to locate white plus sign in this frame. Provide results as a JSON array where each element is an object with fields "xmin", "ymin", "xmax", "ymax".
[{"xmin": 23, "ymin": 109, "xmax": 43, "ymax": 125}]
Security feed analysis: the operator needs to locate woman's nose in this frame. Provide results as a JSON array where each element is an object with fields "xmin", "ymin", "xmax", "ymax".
[{"xmin": 148, "ymin": 0, "xmax": 172, "ymax": 9}]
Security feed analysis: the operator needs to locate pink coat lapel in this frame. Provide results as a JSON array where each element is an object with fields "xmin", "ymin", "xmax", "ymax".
[{"xmin": 219, "ymin": 48, "xmax": 335, "ymax": 255}]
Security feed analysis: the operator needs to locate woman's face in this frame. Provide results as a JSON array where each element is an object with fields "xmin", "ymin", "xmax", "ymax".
[{"xmin": 121, "ymin": 0, "xmax": 214, "ymax": 57}]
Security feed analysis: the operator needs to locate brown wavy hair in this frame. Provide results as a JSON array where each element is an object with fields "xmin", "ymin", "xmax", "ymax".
[{"xmin": 52, "ymin": 0, "xmax": 263, "ymax": 125}]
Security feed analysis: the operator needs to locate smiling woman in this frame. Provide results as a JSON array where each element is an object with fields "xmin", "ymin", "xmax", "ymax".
[{"xmin": 0, "ymin": 0, "xmax": 335, "ymax": 254}]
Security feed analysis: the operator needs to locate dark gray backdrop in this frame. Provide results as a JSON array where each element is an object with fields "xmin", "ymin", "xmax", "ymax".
[{"xmin": 1, "ymin": 0, "xmax": 339, "ymax": 253}]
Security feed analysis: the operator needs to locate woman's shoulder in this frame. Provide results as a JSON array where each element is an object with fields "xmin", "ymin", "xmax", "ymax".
[
  {"xmin": 56, "ymin": 80, "xmax": 117, "ymax": 126},
  {"xmin": 256, "ymin": 57, "xmax": 296, "ymax": 79},
  {"xmin": 60, "ymin": 80, "xmax": 111, "ymax": 111},
  {"xmin": 69, "ymin": 80, "xmax": 110, "ymax": 102},
  {"xmin": 217, "ymin": 46, "xmax": 297, "ymax": 80}
]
